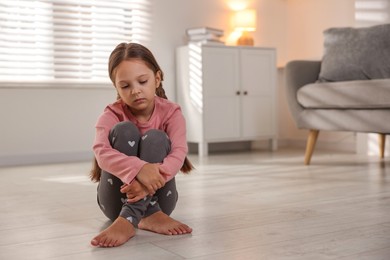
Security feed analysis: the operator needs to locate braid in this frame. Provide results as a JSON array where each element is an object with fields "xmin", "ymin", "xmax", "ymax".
[{"xmin": 155, "ymin": 85, "xmax": 168, "ymax": 99}]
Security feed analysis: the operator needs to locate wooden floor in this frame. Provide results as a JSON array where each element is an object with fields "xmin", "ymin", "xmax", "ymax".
[{"xmin": 1, "ymin": 148, "xmax": 390, "ymax": 260}]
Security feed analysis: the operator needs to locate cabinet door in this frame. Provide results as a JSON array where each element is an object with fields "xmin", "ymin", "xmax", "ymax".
[
  {"xmin": 240, "ymin": 49, "xmax": 276, "ymax": 138},
  {"xmin": 202, "ymin": 46, "xmax": 240, "ymax": 141}
]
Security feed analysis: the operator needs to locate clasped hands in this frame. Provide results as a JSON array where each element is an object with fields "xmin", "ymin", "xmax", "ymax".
[{"xmin": 120, "ymin": 163, "xmax": 168, "ymax": 203}]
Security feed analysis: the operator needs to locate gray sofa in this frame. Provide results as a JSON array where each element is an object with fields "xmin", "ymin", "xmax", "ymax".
[{"xmin": 285, "ymin": 24, "xmax": 390, "ymax": 165}]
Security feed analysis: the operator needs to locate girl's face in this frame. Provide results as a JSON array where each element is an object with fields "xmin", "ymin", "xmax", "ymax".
[{"xmin": 114, "ymin": 59, "xmax": 161, "ymax": 120}]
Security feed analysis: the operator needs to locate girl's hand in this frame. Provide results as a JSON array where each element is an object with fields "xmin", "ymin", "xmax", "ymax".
[
  {"xmin": 136, "ymin": 163, "xmax": 166, "ymax": 194},
  {"xmin": 120, "ymin": 180, "xmax": 148, "ymax": 203},
  {"xmin": 158, "ymin": 166, "xmax": 170, "ymax": 180}
]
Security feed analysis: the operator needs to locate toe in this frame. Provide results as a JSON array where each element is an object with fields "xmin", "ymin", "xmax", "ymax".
[
  {"xmin": 99, "ymin": 236, "xmax": 108, "ymax": 247},
  {"xmin": 171, "ymin": 228, "xmax": 179, "ymax": 235},
  {"xmin": 177, "ymin": 224, "xmax": 190, "ymax": 234},
  {"xmin": 90, "ymin": 238, "xmax": 99, "ymax": 246}
]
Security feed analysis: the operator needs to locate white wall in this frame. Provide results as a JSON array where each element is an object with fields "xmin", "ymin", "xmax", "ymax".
[
  {"xmin": 0, "ymin": 0, "xmax": 366, "ymax": 166},
  {"xmin": 0, "ymin": 87, "xmax": 116, "ymax": 166},
  {"xmin": 285, "ymin": 0, "xmax": 355, "ymax": 62}
]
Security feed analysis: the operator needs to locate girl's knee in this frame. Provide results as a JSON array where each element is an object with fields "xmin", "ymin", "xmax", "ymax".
[
  {"xmin": 139, "ymin": 130, "xmax": 171, "ymax": 162},
  {"xmin": 110, "ymin": 122, "xmax": 138, "ymax": 138},
  {"xmin": 109, "ymin": 122, "xmax": 140, "ymax": 152},
  {"xmin": 142, "ymin": 129, "xmax": 170, "ymax": 146}
]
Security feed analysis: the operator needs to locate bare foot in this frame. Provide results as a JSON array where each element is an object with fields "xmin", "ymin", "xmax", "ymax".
[
  {"xmin": 138, "ymin": 211, "xmax": 192, "ymax": 235},
  {"xmin": 91, "ymin": 216, "xmax": 135, "ymax": 247}
]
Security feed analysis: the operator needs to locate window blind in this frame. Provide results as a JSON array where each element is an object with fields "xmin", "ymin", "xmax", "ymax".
[
  {"xmin": 355, "ymin": 0, "xmax": 389, "ymax": 26},
  {"xmin": 0, "ymin": 0, "xmax": 151, "ymax": 85}
]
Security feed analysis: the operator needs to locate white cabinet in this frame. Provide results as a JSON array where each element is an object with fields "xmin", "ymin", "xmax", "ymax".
[{"xmin": 176, "ymin": 44, "xmax": 277, "ymax": 156}]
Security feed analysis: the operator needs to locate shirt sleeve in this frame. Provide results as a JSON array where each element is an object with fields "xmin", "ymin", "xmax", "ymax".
[
  {"xmin": 93, "ymin": 109, "xmax": 147, "ymax": 184},
  {"xmin": 159, "ymin": 106, "xmax": 189, "ymax": 181}
]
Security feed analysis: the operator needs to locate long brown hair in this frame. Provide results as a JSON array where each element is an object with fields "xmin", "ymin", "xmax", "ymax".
[{"xmin": 90, "ymin": 42, "xmax": 194, "ymax": 182}]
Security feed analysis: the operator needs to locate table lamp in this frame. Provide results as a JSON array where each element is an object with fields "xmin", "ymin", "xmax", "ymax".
[{"xmin": 234, "ymin": 9, "xmax": 257, "ymax": 46}]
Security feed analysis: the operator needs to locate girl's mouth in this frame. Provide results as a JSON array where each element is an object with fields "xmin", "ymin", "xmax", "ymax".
[{"xmin": 134, "ymin": 98, "xmax": 145, "ymax": 103}]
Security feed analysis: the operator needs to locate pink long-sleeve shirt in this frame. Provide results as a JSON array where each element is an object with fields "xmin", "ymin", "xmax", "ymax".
[{"xmin": 93, "ymin": 96, "xmax": 188, "ymax": 184}]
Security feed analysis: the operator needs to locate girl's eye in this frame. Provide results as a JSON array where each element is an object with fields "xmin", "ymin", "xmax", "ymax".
[
  {"xmin": 121, "ymin": 85, "xmax": 128, "ymax": 89},
  {"xmin": 140, "ymin": 80, "xmax": 147, "ymax": 85}
]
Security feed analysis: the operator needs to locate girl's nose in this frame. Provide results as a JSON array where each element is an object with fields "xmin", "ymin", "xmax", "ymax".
[{"xmin": 131, "ymin": 88, "xmax": 141, "ymax": 95}]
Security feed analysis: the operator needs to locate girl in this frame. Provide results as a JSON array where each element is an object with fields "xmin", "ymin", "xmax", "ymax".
[{"xmin": 90, "ymin": 42, "xmax": 193, "ymax": 247}]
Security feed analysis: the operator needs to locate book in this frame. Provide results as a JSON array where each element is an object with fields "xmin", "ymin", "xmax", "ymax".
[
  {"xmin": 188, "ymin": 39, "xmax": 225, "ymax": 46},
  {"xmin": 186, "ymin": 27, "xmax": 224, "ymax": 36},
  {"xmin": 188, "ymin": 33, "xmax": 222, "ymax": 41}
]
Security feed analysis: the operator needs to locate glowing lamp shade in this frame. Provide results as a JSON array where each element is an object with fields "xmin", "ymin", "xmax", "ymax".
[{"xmin": 234, "ymin": 9, "xmax": 257, "ymax": 46}]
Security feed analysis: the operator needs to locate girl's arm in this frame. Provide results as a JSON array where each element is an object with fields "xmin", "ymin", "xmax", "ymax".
[
  {"xmin": 159, "ymin": 107, "xmax": 189, "ymax": 181},
  {"xmin": 93, "ymin": 111, "xmax": 146, "ymax": 184}
]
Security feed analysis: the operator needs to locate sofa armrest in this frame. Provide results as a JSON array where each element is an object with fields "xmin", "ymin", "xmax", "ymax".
[{"xmin": 285, "ymin": 60, "xmax": 321, "ymax": 125}]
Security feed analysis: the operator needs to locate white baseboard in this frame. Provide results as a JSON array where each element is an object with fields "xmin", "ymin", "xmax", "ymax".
[
  {"xmin": 356, "ymin": 133, "xmax": 390, "ymax": 156},
  {"xmin": 188, "ymin": 137, "xmax": 356, "ymax": 155},
  {"xmin": 1, "ymin": 137, "xmax": 358, "ymax": 167},
  {"xmin": 0, "ymin": 151, "xmax": 94, "ymax": 167},
  {"xmin": 272, "ymin": 138, "xmax": 356, "ymax": 153},
  {"xmin": 188, "ymin": 141, "xmax": 252, "ymax": 154}
]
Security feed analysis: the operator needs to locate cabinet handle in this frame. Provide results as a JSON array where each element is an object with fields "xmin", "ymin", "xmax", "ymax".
[
  {"xmin": 236, "ymin": 91, "xmax": 241, "ymax": 95},
  {"xmin": 243, "ymin": 91, "xmax": 248, "ymax": 95}
]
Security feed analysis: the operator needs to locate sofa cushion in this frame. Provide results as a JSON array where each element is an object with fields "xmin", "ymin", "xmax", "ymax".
[
  {"xmin": 318, "ymin": 23, "xmax": 390, "ymax": 82},
  {"xmin": 297, "ymin": 79, "xmax": 390, "ymax": 109}
]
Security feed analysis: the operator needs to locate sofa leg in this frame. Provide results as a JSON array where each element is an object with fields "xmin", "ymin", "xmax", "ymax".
[
  {"xmin": 379, "ymin": 133, "xmax": 386, "ymax": 159},
  {"xmin": 304, "ymin": 129, "xmax": 319, "ymax": 165}
]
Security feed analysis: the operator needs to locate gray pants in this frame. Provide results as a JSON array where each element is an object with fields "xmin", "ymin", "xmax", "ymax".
[{"xmin": 97, "ymin": 121, "xmax": 178, "ymax": 227}]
